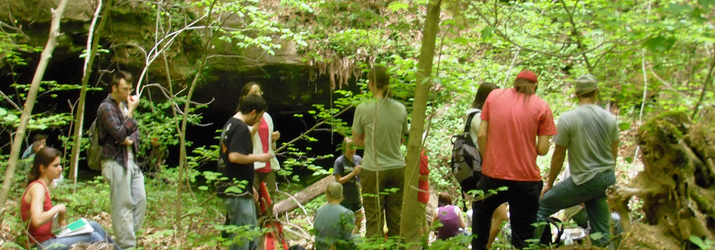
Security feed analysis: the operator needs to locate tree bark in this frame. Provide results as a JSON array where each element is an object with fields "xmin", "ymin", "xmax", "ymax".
[
  {"xmin": 68, "ymin": 0, "xmax": 113, "ymax": 187},
  {"xmin": 400, "ymin": 0, "xmax": 441, "ymax": 248},
  {"xmin": 607, "ymin": 111, "xmax": 715, "ymax": 248},
  {"xmin": 0, "ymin": 0, "xmax": 71, "ymax": 211}
]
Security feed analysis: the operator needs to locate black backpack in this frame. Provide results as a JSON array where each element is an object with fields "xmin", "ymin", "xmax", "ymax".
[
  {"xmin": 450, "ymin": 111, "xmax": 482, "ymax": 184},
  {"xmin": 87, "ymin": 119, "xmax": 103, "ymax": 171}
]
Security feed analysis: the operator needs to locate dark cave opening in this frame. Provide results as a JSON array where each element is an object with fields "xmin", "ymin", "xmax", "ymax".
[{"xmin": 0, "ymin": 50, "xmax": 363, "ymax": 185}]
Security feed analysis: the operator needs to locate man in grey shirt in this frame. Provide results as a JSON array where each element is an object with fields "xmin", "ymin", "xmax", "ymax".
[
  {"xmin": 537, "ymin": 74, "xmax": 619, "ymax": 247},
  {"xmin": 314, "ymin": 182, "xmax": 356, "ymax": 250}
]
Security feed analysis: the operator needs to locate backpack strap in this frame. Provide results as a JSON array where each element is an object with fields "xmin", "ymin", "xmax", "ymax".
[{"xmin": 463, "ymin": 110, "xmax": 480, "ymax": 133}]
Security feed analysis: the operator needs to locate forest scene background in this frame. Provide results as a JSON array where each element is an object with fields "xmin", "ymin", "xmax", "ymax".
[{"xmin": 0, "ymin": 0, "xmax": 714, "ymax": 249}]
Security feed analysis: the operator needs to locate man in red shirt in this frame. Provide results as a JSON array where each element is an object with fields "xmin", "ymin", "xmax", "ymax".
[{"xmin": 471, "ymin": 70, "xmax": 557, "ymax": 250}]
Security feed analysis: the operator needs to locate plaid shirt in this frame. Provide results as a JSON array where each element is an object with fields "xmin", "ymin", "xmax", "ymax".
[{"xmin": 97, "ymin": 94, "xmax": 140, "ymax": 169}]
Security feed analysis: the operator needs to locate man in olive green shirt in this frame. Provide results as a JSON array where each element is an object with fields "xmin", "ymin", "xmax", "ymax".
[{"xmin": 352, "ymin": 65, "xmax": 408, "ymax": 238}]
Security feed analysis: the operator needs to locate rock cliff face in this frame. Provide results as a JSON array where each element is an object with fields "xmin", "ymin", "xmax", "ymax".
[{"xmin": 0, "ymin": 0, "xmax": 307, "ymax": 89}]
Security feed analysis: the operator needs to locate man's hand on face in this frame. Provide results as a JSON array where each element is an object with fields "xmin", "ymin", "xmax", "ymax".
[
  {"xmin": 127, "ymin": 95, "xmax": 140, "ymax": 110},
  {"xmin": 122, "ymin": 137, "xmax": 134, "ymax": 146}
]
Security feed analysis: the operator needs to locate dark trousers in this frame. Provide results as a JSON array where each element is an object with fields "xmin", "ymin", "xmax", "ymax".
[
  {"xmin": 471, "ymin": 175, "xmax": 542, "ymax": 250},
  {"xmin": 360, "ymin": 168, "xmax": 404, "ymax": 238}
]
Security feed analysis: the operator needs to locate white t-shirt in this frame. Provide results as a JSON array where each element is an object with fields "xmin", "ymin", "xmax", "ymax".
[
  {"xmin": 120, "ymin": 103, "xmax": 134, "ymax": 161},
  {"xmin": 465, "ymin": 108, "xmax": 481, "ymax": 147}
]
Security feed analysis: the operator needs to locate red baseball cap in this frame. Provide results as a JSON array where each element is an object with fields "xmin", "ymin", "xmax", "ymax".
[{"xmin": 515, "ymin": 70, "xmax": 538, "ymax": 84}]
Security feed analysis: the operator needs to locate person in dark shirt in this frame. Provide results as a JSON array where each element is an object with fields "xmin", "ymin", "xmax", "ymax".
[
  {"xmin": 333, "ymin": 137, "xmax": 363, "ymax": 233},
  {"xmin": 218, "ymin": 94, "xmax": 271, "ymax": 250}
]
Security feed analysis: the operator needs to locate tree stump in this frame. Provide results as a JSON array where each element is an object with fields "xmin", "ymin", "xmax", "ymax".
[{"xmin": 606, "ymin": 111, "xmax": 715, "ymax": 249}]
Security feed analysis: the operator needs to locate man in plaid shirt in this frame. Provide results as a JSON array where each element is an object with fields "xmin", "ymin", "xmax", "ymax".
[{"xmin": 97, "ymin": 71, "xmax": 146, "ymax": 249}]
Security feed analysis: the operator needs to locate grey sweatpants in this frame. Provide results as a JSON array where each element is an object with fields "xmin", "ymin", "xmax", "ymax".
[{"xmin": 102, "ymin": 159, "xmax": 147, "ymax": 248}]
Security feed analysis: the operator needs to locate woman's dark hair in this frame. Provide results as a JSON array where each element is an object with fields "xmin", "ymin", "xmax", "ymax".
[
  {"xmin": 368, "ymin": 66, "xmax": 390, "ymax": 90},
  {"xmin": 26, "ymin": 147, "xmax": 62, "ymax": 185},
  {"xmin": 238, "ymin": 82, "xmax": 262, "ymax": 112},
  {"xmin": 240, "ymin": 82, "xmax": 261, "ymax": 97},
  {"xmin": 438, "ymin": 192, "xmax": 453, "ymax": 207},
  {"xmin": 368, "ymin": 65, "xmax": 392, "ymax": 97},
  {"xmin": 470, "ymin": 82, "xmax": 499, "ymax": 109},
  {"xmin": 30, "ymin": 134, "xmax": 48, "ymax": 153}
]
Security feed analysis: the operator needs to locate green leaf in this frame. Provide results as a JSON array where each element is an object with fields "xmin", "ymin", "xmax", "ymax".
[
  {"xmin": 198, "ymin": 186, "xmax": 209, "ymax": 191},
  {"xmin": 689, "ymin": 235, "xmax": 705, "ymax": 249},
  {"xmin": 27, "ymin": 124, "xmax": 48, "ymax": 130},
  {"xmin": 4, "ymin": 113, "xmax": 18, "ymax": 122},
  {"xmin": 644, "ymin": 35, "xmax": 676, "ymax": 52},
  {"xmin": 590, "ymin": 232, "xmax": 603, "ymax": 240},
  {"xmin": 618, "ymin": 121, "xmax": 631, "ymax": 131},
  {"xmin": 666, "ymin": 3, "xmax": 693, "ymax": 15},
  {"xmin": 387, "ymin": 2, "xmax": 409, "ymax": 12},
  {"xmin": 698, "ymin": 0, "xmax": 715, "ymax": 8},
  {"xmin": 0, "ymin": 108, "xmax": 7, "ymax": 116},
  {"xmin": 452, "ymin": 37, "xmax": 469, "ymax": 45},
  {"xmin": 481, "ymin": 27, "xmax": 496, "ymax": 40}
]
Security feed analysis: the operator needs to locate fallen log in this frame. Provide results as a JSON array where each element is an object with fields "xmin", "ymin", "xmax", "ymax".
[
  {"xmin": 271, "ymin": 175, "xmax": 440, "ymax": 223},
  {"xmin": 273, "ymin": 175, "xmax": 334, "ymax": 216}
]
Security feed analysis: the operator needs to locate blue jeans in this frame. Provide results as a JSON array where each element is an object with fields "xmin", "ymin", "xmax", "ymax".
[
  {"xmin": 471, "ymin": 176, "xmax": 542, "ymax": 250},
  {"xmin": 536, "ymin": 170, "xmax": 616, "ymax": 247},
  {"xmin": 223, "ymin": 196, "xmax": 258, "ymax": 250},
  {"xmin": 39, "ymin": 220, "xmax": 120, "ymax": 250}
]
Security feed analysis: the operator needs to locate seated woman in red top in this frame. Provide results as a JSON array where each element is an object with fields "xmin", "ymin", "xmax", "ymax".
[{"xmin": 21, "ymin": 147, "xmax": 119, "ymax": 250}]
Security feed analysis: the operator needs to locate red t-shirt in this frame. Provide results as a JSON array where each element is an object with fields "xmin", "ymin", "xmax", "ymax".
[
  {"xmin": 480, "ymin": 88, "xmax": 557, "ymax": 181},
  {"xmin": 256, "ymin": 116, "xmax": 271, "ymax": 173},
  {"xmin": 20, "ymin": 180, "xmax": 55, "ymax": 243},
  {"xmin": 418, "ymin": 152, "xmax": 429, "ymax": 204}
]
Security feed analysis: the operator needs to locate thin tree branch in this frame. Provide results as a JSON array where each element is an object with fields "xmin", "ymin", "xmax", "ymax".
[
  {"xmin": 468, "ymin": 1, "xmax": 612, "ymax": 59},
  {"xmin": 692, "ymin": 54, "xmax": 715, "ymax": 119},
  {"xmin": 274, "ymin": 188, "xmax": 313, "ymax": 226},
  {"xmin": 558, "ymin": 0, "xmax": 593, "ymax": 73},
  {"xmin": 275, "ymin": 105, "xmax": 353, "ymax": 153},
  {"xmin": 0, "ymin": 90, "xmax": 21, "ymax": 111},
  {"xmin": 646, "ymin": 64, "xmax": 688, "ymax": 99}
]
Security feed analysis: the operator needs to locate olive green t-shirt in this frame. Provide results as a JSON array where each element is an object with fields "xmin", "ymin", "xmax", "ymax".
[{"xmin": 352, "ymin": 98, "xmax": 408, "ymax": 171}]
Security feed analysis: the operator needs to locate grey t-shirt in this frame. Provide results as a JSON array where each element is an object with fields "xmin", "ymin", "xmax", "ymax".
[
  {"xmin": 314, "ymin": 203, "xmax": 355, "ymax": 250},
  {"xmin": 352, "ymin": 98, "xmax": 409, "ymax": 171},
  {"xmin": 333, "ymin": 155, "xmax": 363, "ymax": 204},
  {"xmin": 553, "ymin": 104, "xmax": 619, "ymax": 185}
]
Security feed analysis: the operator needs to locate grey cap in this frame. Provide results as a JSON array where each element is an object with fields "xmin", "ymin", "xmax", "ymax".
[
  {"xmin": 326, "ymin": 182, "xmax": 344, "ymax": 200},
  {"xmin": 575, "ymin": 74, "xmax": 598, "ymax": 93}
]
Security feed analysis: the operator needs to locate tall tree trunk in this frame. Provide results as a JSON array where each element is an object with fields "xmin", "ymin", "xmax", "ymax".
[
  {"xmin": 68, "ymin": 0, "xmax": 113, "ymax": 187},
  {"xmin": 0, "ymin": 0, "xmax": 71, "ymax": 211},
  {"xmin": 400, "ymin": 0, "xmax": 441, "ymax": 248}
]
